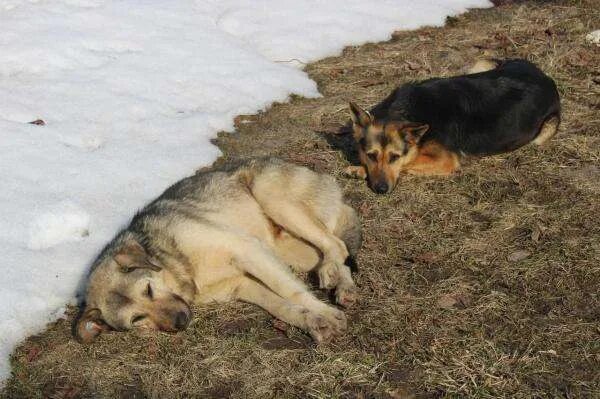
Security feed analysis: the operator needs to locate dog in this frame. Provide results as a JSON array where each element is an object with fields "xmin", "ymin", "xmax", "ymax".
[
  {"xmin": 345, "ymin": 59, "xmax": 561, "ymax": 194},
  {"xmin": 74, "ymin": 158, "xmax": 361, "ymax": 344}
]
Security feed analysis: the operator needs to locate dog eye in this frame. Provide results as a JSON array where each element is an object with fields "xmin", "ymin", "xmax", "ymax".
[
  {"xmin": 367, "ymin": 152, "xmax": 378, "ymax": 162},
  {"xmin": 145, "ymin": 283, "xmax": 153, "ymax": 299},
  {"xmin": 388, "ymin": 153, "xmax": 400, "ymax": 163},
  {"xmin": 131, "ymin": 315, "xmax": 146, "ymax": 325}
]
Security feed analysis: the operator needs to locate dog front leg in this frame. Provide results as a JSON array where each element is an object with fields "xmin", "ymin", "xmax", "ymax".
[
  {"xmin": 405, "ymin": 141, "xmax": 461, "ymax": 176},
  {"xmin": 343, "ymin": 165, "xmax": 367, "ymax": 180},
  {"xmin": 234, "ymin": 277, "xmax": 344, "ymax": 344},
  {"xmin": 230, "ymin": 237, "xmax": 347, "ymax": 332}
]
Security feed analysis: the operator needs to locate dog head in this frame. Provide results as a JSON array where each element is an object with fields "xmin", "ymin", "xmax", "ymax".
[
  {"xmin": 75, "ymin": 234, "xmax": 192, "ymax": 343},
  {"xmin": 349, "ymin": 102, "xmax": 428, "ymax": 194}
]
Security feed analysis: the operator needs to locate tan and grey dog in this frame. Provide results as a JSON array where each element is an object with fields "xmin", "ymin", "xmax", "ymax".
[{"xmin": 75, "ymin": 158, "xmax": 361, "ymax": 344}]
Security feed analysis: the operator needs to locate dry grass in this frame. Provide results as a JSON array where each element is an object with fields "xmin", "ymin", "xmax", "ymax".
[{"xmin": 3, "ymin": 1, "xmax": 600, "ymax": 398}]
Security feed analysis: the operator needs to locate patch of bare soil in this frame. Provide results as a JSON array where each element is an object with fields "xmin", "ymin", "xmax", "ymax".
[{"xmin": 3, "ymin": 1, "xmax": 599, "ymax": 397}]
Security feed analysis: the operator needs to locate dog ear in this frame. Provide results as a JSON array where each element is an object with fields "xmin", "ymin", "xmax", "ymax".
[
  {"xmin": 401, "ymin": 123, "xmax": 429, "ymax": 145},
  {"xmin": 74, "ymin": 308, "xmax": 109, "ymax": 344},
  {"xmin": 349, "ymin": 102, "xmax": 373, "ymax": 128},
  {"xmin": 114, "ymin": 240, "xmax": 161, "ymax": 273}
]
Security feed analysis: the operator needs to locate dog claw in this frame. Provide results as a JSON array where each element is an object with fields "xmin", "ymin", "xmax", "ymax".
[
  {"xmin": 343, "ymin": 165, "xmax": 367, "ymax": 180},
  {"xmin": 318, "ymin": 262, "xmax": 340, "ymax": 289},
  {"xmin": 336, "ymin": 284, "xmax": 358, "ymax": 308},
  {"xmin": 305, "ymin": 308, "xmax": 347, "ymax": 344}
]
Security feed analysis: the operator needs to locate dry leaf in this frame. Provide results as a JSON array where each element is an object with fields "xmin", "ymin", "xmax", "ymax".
[{"xmin": 508, "ymin": 250, "xmax": 531, "ymax": 262}]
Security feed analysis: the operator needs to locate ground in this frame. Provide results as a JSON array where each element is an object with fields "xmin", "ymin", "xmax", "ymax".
[{"xmin": 3, "ymin": 1, "xmax": 600, "ymax": 397}]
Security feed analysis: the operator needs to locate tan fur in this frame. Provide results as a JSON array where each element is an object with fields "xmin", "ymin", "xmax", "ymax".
[
  {"xmin": 467, "ymin": 59, "xmax": 498, "ymax": 74},
  {"xmin": 404, "ymin": 140, "xmax": 461, "ymax": 176},
  {"xmin": 532, "ymin": 115, "xmax": 560, "ymax": 145},
  {"xmin": 348, "ymin": 102, "xmax": 457, "ymax": 193},
  {"xmin": 76, "ymin": 159, "xmax": 360, "ymax": 344},
  {"xmin": 360, "ymin": 123, "xmax": 420, "ymax": 192},
  {"xmin": 345, "ymin": 139, "xmax": 460, "ymax": 187},
  {"xmin": 344, "ymin": 165, "xmax": 367, "ymax": 180}
]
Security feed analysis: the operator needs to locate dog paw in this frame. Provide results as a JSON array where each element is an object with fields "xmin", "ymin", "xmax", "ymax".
[
  {"xmin": 318, "ymin": 262, "xmax": 340, "ymax": 289},
  {"xmin": 336, "ymin": 284, "xmax": 358, "ymax": 308},
  {"xmin": 304, "ymin": 308, "xmax": 347, "ymax": 344},
  {"xmin": 343, "ymin": 165, "xmax": 367, "ymax": 180}
]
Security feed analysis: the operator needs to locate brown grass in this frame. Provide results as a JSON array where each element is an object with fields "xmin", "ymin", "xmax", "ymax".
[{"xmin": 3, "ymin": 1, "xmax": 600, "ymax": 398}]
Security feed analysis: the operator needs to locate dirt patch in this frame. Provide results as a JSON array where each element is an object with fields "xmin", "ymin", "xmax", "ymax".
[
  {"xmin": 3, "ymin": 1, "xmax": 600, "ymax": 397},
  {"xmin": 261, "ymin": 336, "xmax": 312, "ymax": 351}
]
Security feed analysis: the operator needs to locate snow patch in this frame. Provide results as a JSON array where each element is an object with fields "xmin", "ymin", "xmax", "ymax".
[
  {"xmin": 27, "ymin": 202, "xmax": 91, "ymax": 250},
  {"xmin": 586, "ymin": 30, "xmax": 600, "ymax": 46}
]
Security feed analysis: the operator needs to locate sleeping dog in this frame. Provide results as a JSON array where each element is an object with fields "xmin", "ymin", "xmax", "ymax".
[
  {"xmin": 346, "ymin": 59, "xmax": 561, "ymax": 194},
  {"xmin": 75, "ymin": 159, "xmax": 360, "ymax": 344}
]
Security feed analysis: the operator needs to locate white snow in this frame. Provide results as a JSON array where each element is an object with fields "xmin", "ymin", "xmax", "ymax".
[
  {"xmin": 586, "ymin": 30, "xmax": 600, "ymax": 46},
  {"xmin": 0, "ymin": 0, "xmax": 491, "ymax": 383},
  {"xmin": 27, "ymin": 201, "xmax": 90, "ymax": 250}
]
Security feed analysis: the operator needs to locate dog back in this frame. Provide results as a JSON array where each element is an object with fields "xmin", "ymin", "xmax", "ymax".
[{"xmin": 381, "ymin": 59, "xmax": 560, "ymax": 155}]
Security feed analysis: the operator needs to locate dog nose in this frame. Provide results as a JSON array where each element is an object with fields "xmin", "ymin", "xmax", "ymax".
[
  {"xmin": 373, "ymin": 181, "xmax": 389, "ymax": 194},
  {"xmin": 174, "ymin": 311, "xmax": 189, "ymax": 330}
]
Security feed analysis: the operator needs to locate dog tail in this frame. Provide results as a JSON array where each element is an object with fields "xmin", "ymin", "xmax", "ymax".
[
  {"xmin": 336, "ymin": 205, "xmax": 362, "ymax": 272},
  {"xmin": 467, "ymin": 58, "xmax": 501, "ymax": 74}
]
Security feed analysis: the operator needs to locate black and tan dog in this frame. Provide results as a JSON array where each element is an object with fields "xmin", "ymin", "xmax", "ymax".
[{"xmin": 346, "ymin": 59, "xmax": 561, "ymax": 194}]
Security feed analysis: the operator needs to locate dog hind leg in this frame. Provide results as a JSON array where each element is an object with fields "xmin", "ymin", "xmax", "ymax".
[
  {"xmin": 249, "ymin": 164, "xmax": 359, "ymax": 306},
  {"xmin": 252, "ymin": 192, "xmax": 359, "ymax": 306},
  {"xmin": 532, "ymin": 114, "xmax": 560, "ymax": 145},
  {"xmin": 330, "ymin": 204, "xmax": 361, "ymax": 307}
]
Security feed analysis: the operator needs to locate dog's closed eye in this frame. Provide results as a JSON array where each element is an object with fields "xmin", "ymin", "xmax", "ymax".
[
  {"xmin": 131, "ymin": 315, "xmax": 147, "ymax": 325},
  {"xmin": 388, "ymin": 153, "xmax": 400, "ymax": 163}
]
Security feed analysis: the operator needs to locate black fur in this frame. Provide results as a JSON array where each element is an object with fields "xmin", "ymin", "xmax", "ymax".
[
  {"xmin": 371, "ymin": 59, "xmax": 560, "ymax": 155},
  {"xmin": 344, "ymin": 256, "xmax": 358, "ymax": 273}
]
